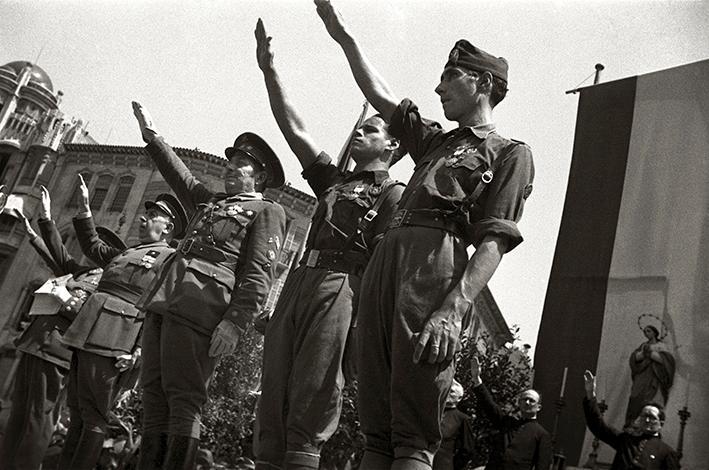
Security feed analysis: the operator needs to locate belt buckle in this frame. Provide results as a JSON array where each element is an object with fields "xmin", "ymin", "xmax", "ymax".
[
  {"xmin": 180, "ymin": 238, "xmax": 195, "ymax": 256},
  {"xmin": 363, "ymin": 209, "xmax": 378, "ymax": 223},
  {"xmin": 481, "ymin": 169, "xmax": 493, "ymax": 184},
  {"xmin": 305, "ymin": 249, "xmax": 320, "ymax": 268},
  {"xmin": 390, "ymin": 210, "xmax": 407, "ymax": 228}
]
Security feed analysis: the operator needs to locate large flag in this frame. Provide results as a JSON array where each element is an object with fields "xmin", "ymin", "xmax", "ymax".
[{"xmin": 534, "ymin": 59, "xmax": 709, "ymax": 469}]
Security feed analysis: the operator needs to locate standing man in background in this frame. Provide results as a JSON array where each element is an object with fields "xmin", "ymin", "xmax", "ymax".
[{"xmin": 315, "ymin": 1, "xmax": 534, "ymax": 468}]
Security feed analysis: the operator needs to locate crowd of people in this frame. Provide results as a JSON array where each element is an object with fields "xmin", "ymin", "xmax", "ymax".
[{"xmin": 0, "ymin": 1, "xmax": 681, "ymax": 470}]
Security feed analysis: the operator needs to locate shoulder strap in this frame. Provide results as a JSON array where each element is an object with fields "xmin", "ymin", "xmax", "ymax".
[{"xmin": 342, "ymin": 177, "xmax": 403, "ymax": 251}]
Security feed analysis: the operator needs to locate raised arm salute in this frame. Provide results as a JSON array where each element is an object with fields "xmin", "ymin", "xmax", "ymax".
[
  {"xmin": 253, "ymin": 18, "xmax": 404, "ymax": 470},
  {"xmin": 315, "ymin": 3, "xmax": 534, "ymax": 469}
]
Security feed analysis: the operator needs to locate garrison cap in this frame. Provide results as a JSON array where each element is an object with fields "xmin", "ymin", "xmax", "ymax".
[
  {"xmin": 145, "ymin": 193, "xmax": 188, "ymax": 238},
  {"xmin": 445, "ymin": 39, "xmax": 508, "ymax": 84},
  {"xmin": 225, "ymin": 132, "xmax": 285, "ymax": 188},
  {"xmin": 95, "ymin": 226, "xmax": 127, "ymax": 251}
]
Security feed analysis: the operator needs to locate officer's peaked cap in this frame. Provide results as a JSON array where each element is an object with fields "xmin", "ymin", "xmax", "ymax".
[
  {"xmin": 95, "ymin": 226, "xmax": 128, "ymax": 251},
  {"xmin": 144, "ymin": 193, "xmax": 188, "ymax": 238},
  {"xmin": 225, "ymin": 132, "xmax": 285, "ymax": 188},
  {"xmin": 445, "ymin": 39, "xmax": 508, "ymax": 84}
]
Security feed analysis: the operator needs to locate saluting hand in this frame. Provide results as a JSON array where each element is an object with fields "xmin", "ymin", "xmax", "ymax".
[
  {"xmin": 115, "ymin": 348, "xmax": 141, "ymax": 372},
  {"xmin": 209, "ymin": 319, "xmax": 242, "ymax": 357},
  {"xmin": 255, "ymin": 18, "xmax": 274, "ymax": 73},
  {"xmin": 131, "ymin": 101, "xmax": 158, "ymax": 144},
  {"xmin": 413, "ymin": 307, "xmax": 462, "ymax": 365},
  {"xmin": 314, "ymin": 0, "xmax": 349, "ymax": 43},
  {"xmin": 39, "ymin": 185, "xmax": 52, "ymax": 220},
  {"xmin": 14, "ymin": 209, "xmax": 37, "ymax": 238},
  {"xmin": 583, "ymin": 370, "xmax": 596, "ymax": 399},
  {"xmin": 77, "ymin": 174, "xmax": 90, "ymax": 212}
]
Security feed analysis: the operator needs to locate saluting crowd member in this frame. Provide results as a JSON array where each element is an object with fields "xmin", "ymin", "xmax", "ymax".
[
  {"xmin": 253, "ymin": 19, "xmax": 405, "ymax": 470},
  {"xmin": 57, "ymin": 177, "xmax": 185, "ymax": 470},
  {"xmin": 315, "ymin": 1, "xmax": 535, "ymax": 469},
  {"xmin": 132, "ymin": 101, "xmax": 287, "ymax": 470},
  {"xmin": 583, "ymin": 371, "xmax": 679, "ymax": 470},
  {"xmin": 470, "ymin": 357, "xmax": 551, "ymax": 470},
  {"xmin": 0, "ymin": 186, "xmax": 106, "ymax": 470}
]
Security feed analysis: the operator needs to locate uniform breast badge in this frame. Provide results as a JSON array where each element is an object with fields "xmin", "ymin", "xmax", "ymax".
[{"xmin": 140, "ymin": 250, "xmax": 160, "ymax": 269}]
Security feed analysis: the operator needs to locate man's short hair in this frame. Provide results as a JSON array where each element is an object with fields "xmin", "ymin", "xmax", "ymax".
[
  {"xmin": 519, "ymin": 388, "xmax": 542, "ymax": 405},
  {"xmin": 372, "ymin": 113, "xmax": 407, "ymax": 165},
  {"xmin": 490, "ymin": 76, "xmax": 508, "ymax": 107}
]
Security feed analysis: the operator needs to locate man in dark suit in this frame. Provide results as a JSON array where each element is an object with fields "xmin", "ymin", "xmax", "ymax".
[{"xmin": 583, "ymin": 371, "xmax": 679, "ymax": 470}]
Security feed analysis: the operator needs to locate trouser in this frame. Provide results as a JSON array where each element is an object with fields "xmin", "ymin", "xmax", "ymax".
[
  {"xmin": 0, "ymin": 353, "xmax": 67, "ymax": 470},
  {"xmin": 255, "ymin": 265, "xmax": 358, "ymax": 469},
  {"xmin": 356, "ymin": 227, "xmax": 469, "ymax": 467},
  {"xmin": 141, "ymin": 312, "xmax": 218, "ymax": 438}
]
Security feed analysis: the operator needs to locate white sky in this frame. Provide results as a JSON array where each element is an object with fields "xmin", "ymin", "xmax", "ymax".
[{"xmin": 3, "ymin": 0, "xmax": 708, "ymax": 353}]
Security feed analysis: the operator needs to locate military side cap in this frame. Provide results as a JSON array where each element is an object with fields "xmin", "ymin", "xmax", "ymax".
[
  {"xmin": 225, "ymin": 132, "xmax": 285, "ymax": 188},
  {"xmin": 96, "ymin": 226, "xmax": 127, "ymax": 251},
  {"xmin": 144, "ymin": 193, "xmax": 188, "ymax": 238},
  {"xmin": 445, "ymin": 39, "xmax": 508, "ymax": 83}
]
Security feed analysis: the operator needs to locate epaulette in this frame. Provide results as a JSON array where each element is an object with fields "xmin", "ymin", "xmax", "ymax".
[{"xmin": 510, "ymin": 138, "xmax": 529, "ymax": 147}]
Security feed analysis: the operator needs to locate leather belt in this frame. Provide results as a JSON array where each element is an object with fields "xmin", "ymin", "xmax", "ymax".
[
  {"xmin": 177, "ymin": 238, "xmax": 239, "ymax": 264},
  {"xmin": 387, "ymin": 209, "xmax": 464, "ymax": 238},
  {"xmin": 301, "ymin": 249, "xmax": 367, "ymax": 276},
  {"xmin": 96, "ymin": 280, "xmax": 142, "ymax": 304}
]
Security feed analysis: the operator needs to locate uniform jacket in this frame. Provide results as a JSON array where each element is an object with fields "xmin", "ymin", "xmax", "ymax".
[
  {"xmin": 15, "ymin": 219, "xmax": 102, "ymax": 369},
  {"xmin": 583, "ymin": 397, "xmax": 679, "ymax": 470},
  {"xmin": 141, "ymin": 136, "xmax": 286, "ymax": 334},
  {"xmin": 61, "ymin": 215, "xmax": 173, "ymax": 357},
  {"xmin": 473, "ymin": 384, "xmax": 552, "ymax": 470}
]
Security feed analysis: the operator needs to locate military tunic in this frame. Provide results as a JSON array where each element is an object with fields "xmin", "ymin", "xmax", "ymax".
[
  {"xmin": 60, "ymin": 214, "xmax": 173, "ymax": 435},
  {"xmin": 1, "ymin": 219, "xmax": 101, "ymax": 470},
  {"xmin": 139, "ymin": 136, "xmax": 286, "ymax": 439},
  {"xmin": 356, "ymin": 99, "xmax": 534, "ymax": 465},
  {"xmin": 255, "ymin": 152, "xmax": 404, "ymax": 470}
]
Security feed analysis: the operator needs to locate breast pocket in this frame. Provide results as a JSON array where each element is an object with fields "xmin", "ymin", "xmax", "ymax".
[
  {"xmin": 124, "ymin": 260, "xmax": 158, "ymax": 287},
  {"xmin": 85, "ymin": 297, "xmax": 142, "ymax": 353},
  {"xmin": 212, "ymin": 213, "xmax": 253, "ymax": 244},
  {"xmin": 435, "ymin": 152, "xmax": 489, "ymax": 197}
]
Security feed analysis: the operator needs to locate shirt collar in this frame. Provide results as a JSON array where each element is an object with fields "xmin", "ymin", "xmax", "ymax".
[
  {"xmin": 345, "ymin": 169, "xmax": 390, "ymax": 184},
  {"xmin": 467, "ymin": 122, "xmax": 497, "ymax": 139},
  {"xmin": 226, "ymin": 192, "xmax": 263, "ymax": 201}
]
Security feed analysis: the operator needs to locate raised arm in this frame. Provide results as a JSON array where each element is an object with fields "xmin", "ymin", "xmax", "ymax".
[
  {"xmin": 256, "ymin": 18, "xmax": 320, "ymax": 169},
  {"xmin": 314, "ymin": 0, "xmax": 398, "ymax": 121},
  {"xmin": 15, "ymin": 208, "xmax": 62, "ymax": 275},
  {"xmin": 470, "ymin": 356, "xmax": 505, "ymax": 425},
  {"xmin": 37, "ymin": 186, "xmax": 87, "ymax": 275},
  {"xmin": 73, "ymin": 175, "xmax": 123, "ymax": 266},
  {"xmin": 132, "ymin": 101, "xmax": 213, "ymax": 214},
  {"xmin": 582, "ymin": 370, "xmax": 621, "ymax": 449}
]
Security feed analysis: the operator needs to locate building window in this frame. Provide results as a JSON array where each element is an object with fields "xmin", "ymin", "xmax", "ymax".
[
  {"xmin": 89, "ymin": 174, "xmax": 112, "ymax": 211},
  {"xmin": 109, "ymin": 175, "xmax": 135, "ymax": 212},
  {"xmin": 0, "ymin": 214, "xmax": 17, "ymax": 235},
  {"xmin": 66, "ymin": 171, "xmax": 93, "ymax": 208},
  {"xmin": 17, "ymin": 155, "xmax": 43, "ymax": 186}
]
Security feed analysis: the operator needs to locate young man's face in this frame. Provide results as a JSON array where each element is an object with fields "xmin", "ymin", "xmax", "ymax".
[
  {"xmin": 435, "ymin": 66, "xmax": 480, "ymax": 122},
  {"xmin": 634, "ymin": 405, "xmax": 663, "ymax": 434},
  {"xmin": 224, "ymin": 151, "xmax": 266, "ymax": 195},
  {"xmin": 139, "ymin": 207, "xmax": 173, "ymax": 243},
  {"xmin": 350, "ymin": 116, "xmax": 396, "ymax": 165}
]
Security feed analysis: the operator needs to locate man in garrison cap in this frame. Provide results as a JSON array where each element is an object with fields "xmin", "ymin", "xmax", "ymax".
[
  {"xmin": 56, "ymin": 179, "xmax": 184, "ymax": 470},
  {"xmin": 316, "ymin": 2, "xmax": 534, "ymax": 469},
  {"xmin": 0, "ymin": 186, "xmax": 116, "ymax": 470},
  {"xmin": 132, "ymin": 101, "xmax": 286, "ymax": 470}
]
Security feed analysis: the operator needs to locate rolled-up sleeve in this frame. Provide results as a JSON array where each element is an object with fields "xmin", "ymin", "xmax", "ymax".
[
  {"xmin": 301, "ymin": 151, "xmax": 340, "ymax": 198},
  {"xmin": 470, "ymin": 143, "xmax": 534, "ymax": 252},
  {"xmin": 389, "ymin": 99, "xmax": 444, "ymax": 165}
]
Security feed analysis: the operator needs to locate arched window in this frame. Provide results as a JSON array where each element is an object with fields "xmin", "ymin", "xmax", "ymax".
[
  {"xmin": 66, "ymin": 171, "xmax": 93, "ymax": 208},
  {"xmin": 109, "ymin": 175, "xmax": 135, "ymax": 212},
  {"xmin": 90, "ymin": 174, "xmax": 113, "ymax": 211}
]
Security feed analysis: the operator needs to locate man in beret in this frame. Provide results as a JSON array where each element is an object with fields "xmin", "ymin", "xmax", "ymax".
[
  {"xmin": 315, "ymin": 2, "xmax": 534, "ymax": 469},
  {"xmin": 253, "ymin": 19, "xmax": 405, "ymax": 470},
  {"xmin": 57, "ymin": 177, "xmax": 184, "ymax": 470},
  {"xmin": 132, "ymin": 101, "xmax": 286, "ymax": 470}
]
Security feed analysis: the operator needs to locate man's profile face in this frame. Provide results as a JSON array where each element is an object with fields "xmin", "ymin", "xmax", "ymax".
[
  {"xmin": 634, "ymin": 405, "xmax": 663, "ymax": 434},
  {"xmin": 350, "ymin": 116, "xmax": 395, "ymax": 165},
  {"xmin": 435, "ymin": 66, "xmax": 479, "ymax": 122},
  {"xmin": 139, "ymin": 207, "xmax": 172, "ymax": 243},
  {"xmin": 517, "ymin": 389, "xmax": 542, "ymax": 418}
]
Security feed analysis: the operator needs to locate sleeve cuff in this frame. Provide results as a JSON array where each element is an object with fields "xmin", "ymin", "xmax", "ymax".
[
  {"xmin": 471, "ymin": 217, "xmax": 523, "ymax": 252},
  {"xmin": 74, "ymin": 211, "xmax": 92, "ymax": 220},
  {"xmin": 301, "ymin": 151, "xmax": 333, "ymax": 179}
]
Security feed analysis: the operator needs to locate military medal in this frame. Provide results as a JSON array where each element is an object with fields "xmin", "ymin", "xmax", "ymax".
[{"xmin": 140, "ymin": 250, "xmax": 160, "ymax": 268}]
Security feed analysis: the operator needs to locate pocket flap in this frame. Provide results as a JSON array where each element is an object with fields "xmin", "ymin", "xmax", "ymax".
[
  {"xmin": 102, "ymin": 297, "xmax": 139, "ymax": 318},
  {"xmin": 449, "ymin": 152, "xmax": 487, "ymax": 171},
  {"xmin": 186, "ymin": 257, "xmax": 235, "ymax": 288}
]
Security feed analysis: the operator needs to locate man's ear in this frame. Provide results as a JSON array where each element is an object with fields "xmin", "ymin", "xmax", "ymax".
[
  {"xmin": 385, "ymin": 138, "xmax": 400, "ymax": 155},
  {"xmin": 479, "ymin": 71, "xmax": 494, "ymax": 93},
  {"xmin": 163, "ymin": 220, "xmax": 175, "ymax": 236}
]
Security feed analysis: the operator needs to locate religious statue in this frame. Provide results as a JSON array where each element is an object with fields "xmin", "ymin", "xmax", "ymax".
[{"xmin": 626, "ymin": 315, "xmax": 675, "ymax": 425}]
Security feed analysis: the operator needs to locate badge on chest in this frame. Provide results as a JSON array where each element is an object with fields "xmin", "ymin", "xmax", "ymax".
[{"xmin": 139, "ymin": 250, "xmax": 160, "ymax": 269}]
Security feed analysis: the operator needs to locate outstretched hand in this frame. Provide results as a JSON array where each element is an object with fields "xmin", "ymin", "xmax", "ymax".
[
  {"xmin": 255, "ymin": 18, "xmax": 274, "ymax": 72},
  {"xmin": 413, "ymin": 307, "xmax": 461, "ymax": 364},
  {"xmin": 314, "ymin": 0, "xmax": 349, "ymax": 43},
  {"xmin": 39, "ymin": 185, "xmax": 51, "ymax": 220},
  {"xmin": 583, "ymin": 370, "xmax": 596, "ymax": 399},
  {"xmin": 131, "ymin": 101, "xmax": 158, "ymax": 144},
  {"xmin": 77, "ymin": 174, "xmax": 90, "ymax": 212},
  {"xmin": 209, "ymin": 319, "xmax": 242, "ymax": 357},
  {"xmin": 14, "ymin": 209, "xmax": 37, "ymax": 238}
]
